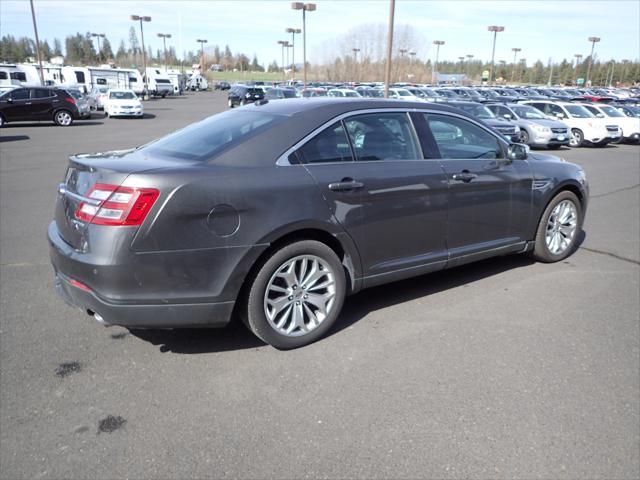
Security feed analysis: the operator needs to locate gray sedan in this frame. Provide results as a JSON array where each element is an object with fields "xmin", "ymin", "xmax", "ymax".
[
  {"xmin": 48, "ymin": 99, "xmax": 588, "ymax": 348},
  {"xmin": 487, "ymin": 103, "xmax": 571, "ymax": 149}
]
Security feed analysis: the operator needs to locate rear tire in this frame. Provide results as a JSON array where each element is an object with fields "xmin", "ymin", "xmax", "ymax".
[
  {"xmin": 53, "ymin": 110, "xmax": 73, "ymax": 126},
  {"xmin": 243, "ymin": 240, "xmax": 346, "ymax": 349},
  {"xmin": 531, "ymin": 191, "xmax": 582, "ymax": 263}
]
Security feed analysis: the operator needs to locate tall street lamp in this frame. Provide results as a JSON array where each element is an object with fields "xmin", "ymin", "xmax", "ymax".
[
  {"xmin": 586, "ymin": 36, "xmax": 601, "ymax": 87},
  {"xmin": 292, "ymin": 2, "xmax": 316, "ymax": 89},
  {"xmin": 285, "ymin": 27, "xmax": 301, "ymax": 78},
  {"xmin": 131, "ymin": 15, "xmax": 151, "ymax": 95},
  {"xmin": 197, "ymin": 38, "xmax": 208, "ymax": 73},
  {"xmin": 573, "ymin": 53, "xmax": 583, "ymax": 84},
  {"xmin": 432, "ymin": 40, "xmax": 445, "ymax": 85},
  {"xmin": 383, "ymin": 0, "xmax": 395, "ymax": 97},
  {"xmin": 510, "ymin": 47, "xmax": 521, "ymax": 83},
  {"xmin": 458, "ymin": 56, "xmax": 465, "ymax": 71},
  {"xmin": 409, "ymin": 51, "xmax": 416, "ymax": 64},
  {"xmin": 519, "ymin": 58, "xmax": 526, "ymax": 82},
  {"xmin": 91, "ymin": 33, "xmax": 106, "ymax": 63},
  {"xmin": 487, "ymin": 25, "xmax": 504, "ymax": 84},
  {"xmin": 621, "ymin": 59, "xmax": 630, "ymax": 84},
  {"xmin": 277, "ymin": 40, "xmax": 287, "ymax": 81},
  {"xmin": 466, "ymin": 54, "xmax": 474, "ymax": 77},
  {"xmin": 352, "ymin": 48, "xmax": 360, "ymax": 82},
  {"xmin": 29, "ymin": 0, "xmax": 45, "ymax": 85},
  {"xmin": 157, "ymin": 33, "xmax": 172, "ymax": 71}
]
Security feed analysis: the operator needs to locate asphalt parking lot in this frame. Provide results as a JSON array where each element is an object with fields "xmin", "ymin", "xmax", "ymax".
[{"xmin": 1, "ymin": 91, "xmax": 639, "ymax": 479}]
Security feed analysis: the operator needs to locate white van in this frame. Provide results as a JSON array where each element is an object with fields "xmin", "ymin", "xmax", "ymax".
[
  {"xmin": 187, "ymin": 74, "xmax": 208, "ymax": 91},
  {"xmin": 144, "ymin": 68, "xmax": 173, "ymax": 97}
]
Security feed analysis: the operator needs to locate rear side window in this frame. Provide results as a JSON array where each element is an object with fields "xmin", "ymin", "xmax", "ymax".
[
  {"xmin": 33, "ymin": 89, "xmax": 54, "ymax": 98},
  {"xmin": 344, "ymin": 112, "xmax": 421, "ymax": 161},
  {"xmin": 424, "ymin": 114, "xmax": 504, "ymax": 160},
  {"xmin": 298, "ymin": 122, "xmax": 353, "ymax": 164},
  {"xmin": 143, "ymin": 110, "xmax": 284, "ymax": 162}
]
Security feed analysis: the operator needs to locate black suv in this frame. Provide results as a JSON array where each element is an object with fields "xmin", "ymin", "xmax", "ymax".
[
  {"xmin": 228, "ymin": 85, "xmax": 264, "ymax": 108},
  {"xmin": 0, "ymin": 87, "xmax": 81, "ymax": 127}
]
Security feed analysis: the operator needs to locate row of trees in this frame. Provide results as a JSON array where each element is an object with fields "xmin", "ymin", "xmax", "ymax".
[
  {"xmin": 2, "ymin": 27, "xmax": 638, "ymax": 86},
  {"xmin": 0, "ymin": 31, "xmax": 265, "ymax": 72}
]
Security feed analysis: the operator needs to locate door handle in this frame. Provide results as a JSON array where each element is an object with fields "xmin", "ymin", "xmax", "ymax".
[
  {"xmin": 25, "ymin": 102, "xmax": 32, "ymax": 105},
  {"xmin": 328, "ymin": 178, "xmax": 364, "ymax": 192},
  {"xmin": 452, "ymin": 172, "xmax": 478, "ymax": 183}
]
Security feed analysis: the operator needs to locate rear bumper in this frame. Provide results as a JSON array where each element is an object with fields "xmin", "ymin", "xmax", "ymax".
[
  {"xmin": 47, "ymin": 221, "xmax": 256, "ymax": 329},
  {"xmin": 53, "ymin": 270, "xmax": 234, "ymax": 328}
]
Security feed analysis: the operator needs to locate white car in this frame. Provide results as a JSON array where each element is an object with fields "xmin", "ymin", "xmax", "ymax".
[
  {"xmin": 522, "ymin": 100, "xmax": 613, "ymax": 147},
  {"xmin": 104, "ymin": 89, "xmax": 144, "ymax": 118},
  {"xmin": 580, "ymin": 103, "xmax": 639, "ymax": 144},
  {"xmin": 388, "ymin": 88, "xmax": 424, "ymax": 102},
  {"xmin": 327, "ymin": 88, "xmax": 361, "ymax": 98}
]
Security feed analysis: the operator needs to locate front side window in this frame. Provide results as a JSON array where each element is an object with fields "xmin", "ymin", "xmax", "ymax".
[
  {"xmin": 344, "ymin": 112, "xmax": 421, "ymax": 161},
  {"xmin": 33, "ymin": 89, "xmax": 53, "ymax": 98},
  {"xmin": 298, "ymin": 122, "xmax": 353, "ymax": 164},
  {"xmin": 546, "ymin": 104, "xmax": 566, "ymax": 118},
  {"xmin": 424, "ymin": 113, "xmax": 504, "ymax": 160}
]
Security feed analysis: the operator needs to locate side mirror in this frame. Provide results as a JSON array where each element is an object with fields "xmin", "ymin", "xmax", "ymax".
[
  {"xmin": 596, "ymin": 112, "xmax": 605, "ymax": 118},
  {"xmin": 503, "ymin": 113, "xmax": 512, "ymax": 120},
  {"xmin": 508, "ymin": 143, "xmax": 529, "ymax": 161},
  {"xmin": 6, "ymin": 97, "xmax": 13, "ymax": 103},
  {"xmin": 555, "ymin": 112, "xmax": 565, "ymax": 119}
]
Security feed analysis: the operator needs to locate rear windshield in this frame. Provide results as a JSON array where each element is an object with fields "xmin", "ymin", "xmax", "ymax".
[
  {"xmin": 247, "ymin": 88, "xmax": 264, "ymax": 95},
  {"xmin": 142, "ymin": 110, "xmax": 284, "ymax": 162}
]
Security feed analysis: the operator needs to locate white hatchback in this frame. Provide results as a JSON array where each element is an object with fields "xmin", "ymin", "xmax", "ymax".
[{"xmin": 104, "ymin": 89, "xmax": 143, "ymax": 118}]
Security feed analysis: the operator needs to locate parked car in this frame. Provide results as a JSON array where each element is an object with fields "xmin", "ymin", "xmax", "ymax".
[
  {"xmin": 265, "ymin": 88, "xmax": 298, "ymax": 100},
  {"xmin": 327, "ymin": 88, "xmax": 361, "ymax": 98},
  {"xmin": 63, "ymin": 88, "xmax": 92, "ymax": 119},
  {"xmin": 444, "ymin": 101, "xmax": 521, "ymax": 142},
  {"xmin": 89, "ymin": 86, "xmax": 109, "ymax": 110},
  {"xmin": 48, "ymin": 99, "xmax": 588, "ymax": 348},
  {"xmin": 486, "ymin": 103, "xmax": 570, "ymax": 149},
  {"xmin": 0, "ymin": 86, "xmax": 80, "ymax": 127},
  {"xmin": 228, "ymin": 85, "xmax": 265, "ymax": 107},
  {"xmin": 522, "ymin": 100, "xmax": 615, "ymax": 147},
  {"xmin": 214, "ymin": 81, "xmax": 231, "ymax": 91},
  {"xmin": 579, "ymin": 103, "xmax": 639, "ymax": 144},
  {"xmin": 103, "ymin": 89, "xmax": 143, "ymax": 118},
  {"xmin": 300, "ymin": 88, "xmax": 328, "ymax": 98}
]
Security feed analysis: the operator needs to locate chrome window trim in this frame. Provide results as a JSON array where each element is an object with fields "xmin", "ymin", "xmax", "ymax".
[{"xmin": 275, "ymin": 107, "xmax": 509, "ymax": 166}]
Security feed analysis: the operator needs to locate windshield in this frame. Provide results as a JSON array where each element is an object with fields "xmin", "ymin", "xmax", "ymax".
[
  {"xmin": 599, "ymin": 106, "xmax": 624, "ymax": 117},
  {"xmin": 109, "ymin": 91, "xmax": 136, "ymax": 100},
  {"xmin": 457, "ymin": 104, "xmax": 496, "ymax": 119},
  {"xmin": 565, "ymin": 105, "xmax": 594, "ymax": 118},
  {"xmin": 143, "ymin": 110, "xmax": 285, "ymax": 162},
  {"xmin": 619, "ymin": 106, "xmax": 640, "ymax": 118},
  {"xmin": 482, "ymin": 90, "xmax": 500, "ymax": 98},
  {"xmin": 512, "ymin": 106, "xmax": 547, "ymax": 120},
  {"xmin": 436, "ymin": 90, "xmax": 458, "ymax": 98}
]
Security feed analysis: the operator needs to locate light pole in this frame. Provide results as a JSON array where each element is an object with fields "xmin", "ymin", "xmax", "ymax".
[
  {"xmin": 291, "ymin": 2, "xmax": 316, "ymax": 89},
  {"xmin": 621, "ymin": 59, "xmax": 630, "ymax": 85},
  {"xmin": 607, "ymin": 60, "xmax": 616, "ymax": 86},
  {"xmin": 510, "ymin": 47, "xmax": 521, "ymax": 83},
  {"xmin": 91, "ymin": 33, "xmax": 106, "ymax": 64},
  {"xmin": 352, "ymin": 48, "xmax": 360, "ymax": 82},
  {"xmin": 157, "ymin": 33, "xmax": 172, "ymax": 71},
  {"xmin": 487, "ymin": 25, "xmax": 504, "ymax": 84},
  {"xmin": 466, "ymin": 54, "xmax": 474, "ymax": 78},
  {"xmin": 285, "ymin": 27, "xmax": 301, "ymax": 79},
  {"xmin": 573, "ymin": 54, "xmax": 583, "ymax": 85},
  {"xmin": 383, "ymin": 0, "xmax": 395, "ymax": 97},
  {"xmin": 458, "ymin": 56, "xmax": 465, "ymax": 71},
  {"xmin": 29, "ymin": 0, "xmax": 45, "ymax": 85},
  {"xmin": 432, "ymin": 40, "xmax": 445, "ymax": 85},
  {"xmin": 585, "ymin": 36, "xmax": 600, "ymax": 87},
  {"xmin": 277, "ymin": 40, "xmax": 287, "ymax": 81},
  {"xmin": 197, "ymin": 38, "xmax": 208, "ymax": 73},
  {"xmin": 519, "ymin": 58, "xmax": 526, "ymax": 83},
  {"xmin": 131, "ymin": 15, "xmax": 151, "ymax": 95}
]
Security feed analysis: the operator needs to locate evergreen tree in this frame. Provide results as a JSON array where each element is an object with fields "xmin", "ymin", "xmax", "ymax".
[
  {"xmin": 100, "ymin": 37, "xmax": 114, "ymax": 62},
  {"xmin": 53, "ymin": 38, "xmax": 63, "ymax": 57}
]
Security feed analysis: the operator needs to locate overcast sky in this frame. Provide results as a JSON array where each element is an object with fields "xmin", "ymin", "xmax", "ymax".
[{"xmin": 2, "ymin": 0, "xmax": 639, "ymax": 66}]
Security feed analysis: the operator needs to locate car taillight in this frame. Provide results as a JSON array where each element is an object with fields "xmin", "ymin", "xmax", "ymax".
[
  {"xmin": 65, "ymin": 97, "xmax": 76, "ymax": 105},
  {"xmin": 74, "ymin": 183, "xmax": 159, "ymax": 226}
]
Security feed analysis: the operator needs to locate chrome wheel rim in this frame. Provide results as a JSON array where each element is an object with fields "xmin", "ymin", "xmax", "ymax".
[
  {"xmin": 569, "ymin": 130, "xmax": 581, "ymax": 147},
  {"xmin": 545, "ymin": 200, "xmax": 578, "ymax": 255},
  {"xmin": 264, "ymin": 255, "xmax": 336, "ymax": 337},
  {"xmin": 57, "ymin": 112, "xmax": 72, "ymax": 126}
]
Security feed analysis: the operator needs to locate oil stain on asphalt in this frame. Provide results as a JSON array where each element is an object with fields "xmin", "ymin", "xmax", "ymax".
[
  {"xmin": 98, "ymin": 415, "xmax": 127, "ymax": 433},
  {"xmin": 55, "ymin": 362, "xmax": 81, "ymax": 378},
  {"xmin": 110, "ymin": 332, "xmax": 128, "ymax": 340}
]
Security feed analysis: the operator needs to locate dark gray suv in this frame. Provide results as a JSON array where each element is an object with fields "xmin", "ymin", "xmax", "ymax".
[{"xmin": 48, "ymin": 99, "xmax": 589, "ymax": 348}]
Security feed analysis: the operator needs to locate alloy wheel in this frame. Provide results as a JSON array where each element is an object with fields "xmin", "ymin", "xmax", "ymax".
[
  {"xmin": 545, "ymin": 200, "xmax": 578, "ymax": 255},
  {"xmin": 56, "ymin": 111, "xmax": 72, "ymax": 126},
  {"xmin": 263, "ymin": 255, "xmax": 336, "ymax": 337}
]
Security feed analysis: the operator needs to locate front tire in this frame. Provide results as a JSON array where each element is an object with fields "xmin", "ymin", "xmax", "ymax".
[
  {"xmin": 243, "ymin": 240, "xmax": 346, "ymax": 349},
  {"xmin": 228, "ymin": 99, "xmax": 234, "ymax": 108},
  {"xmin": 54, "ymin": 110, "xmax": 73, "ymax": 126},
  {"xmin": 531, "ymin": 191, "xmax": 582, "ymax": 263},
  {"xmin": 0, "ymin": 114, "xmax": 5, "ymax": 127},
  {"xmin": 519, "ymin": 129, "xmax": 530, "ymax": 144},
  {"xmin": 569, "ymin": 128, "xmax": 583, "ymax": 147}
]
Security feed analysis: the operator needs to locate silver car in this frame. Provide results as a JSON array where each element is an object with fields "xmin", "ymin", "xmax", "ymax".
[
  {"xmin": 63, "ymin": 88, "xmax": 91, "ymax": 119},
  {"xmin": 487, "ymin": 103, "xmax": 570, "ymax": 149}
]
